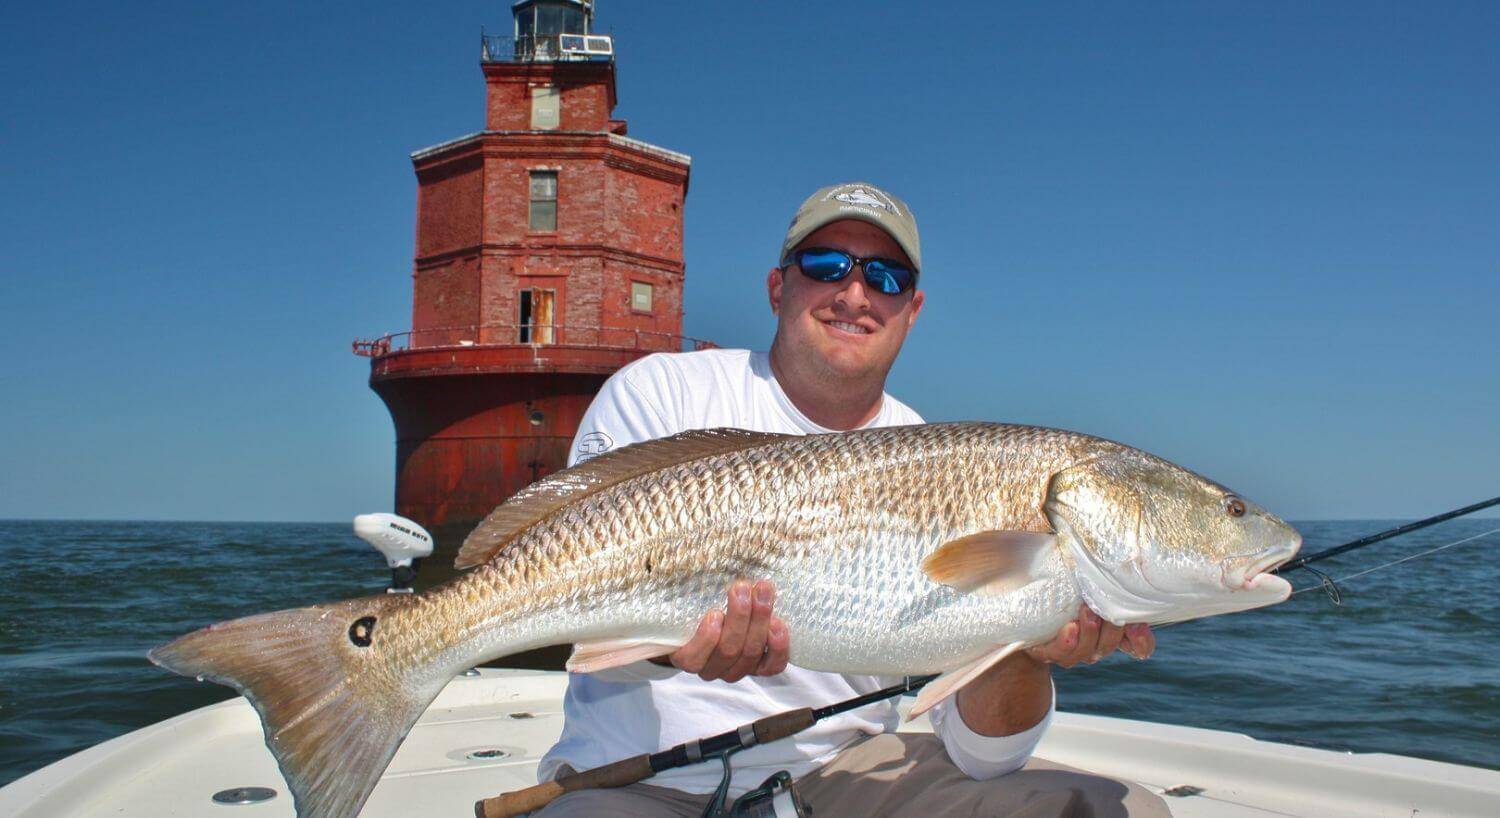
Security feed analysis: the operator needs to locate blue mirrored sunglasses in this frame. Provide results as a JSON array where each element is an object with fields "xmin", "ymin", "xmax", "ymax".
[{"xmin": 780, "ymin": 247, "xmax": 919, "ymax": 296}]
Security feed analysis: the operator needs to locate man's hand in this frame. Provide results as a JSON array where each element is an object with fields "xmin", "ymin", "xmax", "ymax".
[
  {"xmin": 656, "ymin": 580, "xmax": 791, "ymax": 682},
  {"xmin": 957, "ymin": 605, "xmax": 1155, "ymax": 736},
  {"xmin": 1026, "ymin": 604, "xmax": 1155, "ymax": 667}
]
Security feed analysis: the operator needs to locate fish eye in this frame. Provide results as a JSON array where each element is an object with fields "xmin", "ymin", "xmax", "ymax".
[{"xmin": 1224, "ymin": 496, "xmax": 1247, "ymax": 518}]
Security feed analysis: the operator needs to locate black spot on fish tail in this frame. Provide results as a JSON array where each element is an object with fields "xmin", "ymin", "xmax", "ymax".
[{"xmin": 349, "ymin": 616, "xmax": 377, "ymax": 647}]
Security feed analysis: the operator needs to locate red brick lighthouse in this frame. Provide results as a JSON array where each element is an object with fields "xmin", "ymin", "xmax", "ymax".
[{"xmin": 355, "ymin": 0, "xmax": 703, "ymax": 571}]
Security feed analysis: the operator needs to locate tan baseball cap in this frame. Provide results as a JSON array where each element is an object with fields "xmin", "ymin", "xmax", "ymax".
[{"xmin": 780, "ymin": 182, "xmax": 922, "ymax": 273}]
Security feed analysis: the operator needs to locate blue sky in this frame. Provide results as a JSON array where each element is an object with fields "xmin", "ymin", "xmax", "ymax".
[{"xmin": 2, "ymin": 1, "xmax": 1495, "ymax": 522}]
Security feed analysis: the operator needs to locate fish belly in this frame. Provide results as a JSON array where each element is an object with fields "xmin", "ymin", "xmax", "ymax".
[
  {"xmin": 766, "ymin": 545, "xmax": 1081, "ymax": 674},
  {"xmin": 474, "ymin": 534, "xmax": 1083, "ymax": 679}
]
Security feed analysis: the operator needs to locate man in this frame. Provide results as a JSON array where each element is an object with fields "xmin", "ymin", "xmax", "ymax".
[{"xmin": 536, "ymin": 183, "xmax": 1170, "ymax": 817}]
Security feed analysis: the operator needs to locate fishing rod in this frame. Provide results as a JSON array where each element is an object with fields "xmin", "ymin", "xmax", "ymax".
[
  {"xmin": 474, "ymin": 674, "xmax": 937, "ymax": 818},
  {"xmin": 475, "ymin": 497, "xmax": 1499, "ymax": 817},
  {"xmin": 1272, "ymin": 494, "xmax": 1500, "ymax": 577}
]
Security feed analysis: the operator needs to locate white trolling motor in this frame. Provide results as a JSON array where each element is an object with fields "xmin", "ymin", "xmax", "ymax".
[{"xmin": 353, "ymin": 513, "xmax": 434, "ymax": 593}]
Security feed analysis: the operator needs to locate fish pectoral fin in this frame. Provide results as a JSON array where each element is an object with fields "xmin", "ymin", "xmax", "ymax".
[
  {"xmin": 907, "ymin": 641, "xmax": 1029, "ymax": 720},
  {"xmin": 566, "ymin": 638, "xmax": 688, "ymax": 673},
  {"xmin": 921, "ymin": 530, "xmax": 1057, "ymax": 593}
]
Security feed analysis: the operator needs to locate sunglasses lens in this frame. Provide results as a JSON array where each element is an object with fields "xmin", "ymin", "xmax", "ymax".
[
  {"xmin": 863, "ymin": 260, "xmax": 916, "ymax": 295},
  {"xmin": 795, "ymin": 249, "xmax": 853, "ymax": 281}
]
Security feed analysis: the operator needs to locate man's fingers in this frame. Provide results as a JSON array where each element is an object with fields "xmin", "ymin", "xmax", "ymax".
[
  {"xmin": 1075, "ymin": 606, "xmax": 1103, "ymax": 663},
  {"xmin": 1093, "ymin": 621, "xmax": 1125, "ymax": 663},
  {"xmin": 1026, "ymin": 620, "xmax": 1080, "ymax": 667},
  {"xmin": 670, "ymin": 609, "xmax": 723, "ymax": 673},
  {"xmin": 1124, "ymin": 623, "xmax": 1156, "ymax": 659},
  {"xmin": 721, "ymin": 581, "xmax": 776, "ymax": 682},
  {"xmin": 1056, "ymin": 621, "xmax": 1080, "ymax": 658},
  {"xmin": 756, "ymin": 617, "xmax": 790, "ymax": 676},
  {"xmin": 1027, "ymin": 605, "xmax": 1155, "ymax": 668},
  {"xmin": 697, "ymin": 581, "xmax": 753, "ymax": 680},
  {"xmin": 670, "ymin": 580, "xmax": 793, "ymax": 682}
]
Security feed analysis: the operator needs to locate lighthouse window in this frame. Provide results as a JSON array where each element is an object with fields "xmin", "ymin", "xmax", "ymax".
[
  {"xmin": 531, "ymin": 87, "xmax": 560, "ymax": 130},
  {"xmin": 536, "ymin": 5, "xmax": 582, "ymax": 36},
  {"xmin": 537, "ymin": 5, "xmax": 564, "ymax": 35},
  {"xmin": 529, "ymin": 171, "xmax": 557, "ymax": 231},
  {"xmin": 518, "ymin": 289, "xmax": 556, "ymax": 344},
  {"xmin": 631, "ymin": 281, "xmax": 654, "ymax": 313}
]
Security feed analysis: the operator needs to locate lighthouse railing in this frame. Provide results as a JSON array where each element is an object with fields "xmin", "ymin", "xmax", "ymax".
[
  {"xmin": 353, "ymin": 322, "xmax": 715, "ymax": 358},
  {"xmin": 482, "ymin": 34, "xmax": 614, "ymax": 63}
]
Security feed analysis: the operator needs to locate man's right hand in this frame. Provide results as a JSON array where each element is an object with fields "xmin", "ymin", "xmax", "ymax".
[{"xmin": 653, "ymin": 579, "xmax": 790, "ymax": 682}]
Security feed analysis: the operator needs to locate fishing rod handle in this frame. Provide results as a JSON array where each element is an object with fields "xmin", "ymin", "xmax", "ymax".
[
  {"xmin": 472, "ymin": 708, "xmax": 816, "ymax": 817},
  {"xmin": 753, "ymin": 707, "xmax": 816, "ymax": 744},
  {"xmin": 474, "ymin": 753, "xmax": 654, "ymax": 818}
]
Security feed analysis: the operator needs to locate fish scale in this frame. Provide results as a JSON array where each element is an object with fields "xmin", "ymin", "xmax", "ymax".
[
  {"xmin": 149, "ymin": 422, "xmax": 1300, "ymax": 818},
  {"xmin": 450, "ymin": 424, "xmax": 1091, "ymax": 674}
]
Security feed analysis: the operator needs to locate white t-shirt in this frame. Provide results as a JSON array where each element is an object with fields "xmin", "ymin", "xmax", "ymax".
[{"xmin": 538, "ymin": 349, "xmax": 1053, "ymax": 794}]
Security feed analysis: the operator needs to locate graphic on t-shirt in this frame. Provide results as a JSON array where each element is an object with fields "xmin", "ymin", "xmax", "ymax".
[{"xmin": 576, "ymin": 431, "xmax": 614, "ymax": 461}]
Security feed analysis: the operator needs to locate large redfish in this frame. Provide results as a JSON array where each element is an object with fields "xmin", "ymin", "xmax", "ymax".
[{"xmin": 151, "ymin": 423, "xmax": 1301, "ymax": 818}]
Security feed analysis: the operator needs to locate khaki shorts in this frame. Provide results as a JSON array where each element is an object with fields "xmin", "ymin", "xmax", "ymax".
[{"xmin": 535, "ymin": 733, "xmax": 1171, "ymax": 818}]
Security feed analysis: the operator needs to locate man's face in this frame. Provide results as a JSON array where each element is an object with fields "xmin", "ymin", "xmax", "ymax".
[{"xmin": 767, "ymin": 219, "xmax": 925, "ymax": 383}]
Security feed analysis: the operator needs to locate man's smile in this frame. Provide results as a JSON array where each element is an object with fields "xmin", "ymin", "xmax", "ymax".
[{"xmin": 822, "ymin": 318, "xmax": 874, "ymax": 336}]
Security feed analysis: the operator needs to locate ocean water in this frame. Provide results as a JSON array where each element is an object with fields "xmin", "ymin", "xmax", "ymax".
[{"xmin": 1, "ymin": 518, "xmax": 1497, "ymax": 788}]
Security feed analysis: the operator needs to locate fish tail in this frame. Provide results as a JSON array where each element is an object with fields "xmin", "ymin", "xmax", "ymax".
[{"xmin": 149, "ymin": 594, "xmax": 442, "ymax": 818}]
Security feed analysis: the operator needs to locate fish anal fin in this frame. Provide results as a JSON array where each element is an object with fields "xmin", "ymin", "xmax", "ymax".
[
  {"xmin": 456, "ymin": 428, "xmax": 789, "ymax": 569},
  {"xmin": 921, "ymin": 531, "xmax": 1057, "ymax": 593},
  {"xmin": 566, "ymin": 638, "xmax": 687, "ymax": 674},
  {"xmin": 908, "ymin": 642, "xmax": 1028, "ymax": 719}
]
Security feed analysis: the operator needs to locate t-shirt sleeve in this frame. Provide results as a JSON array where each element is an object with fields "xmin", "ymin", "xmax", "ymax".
[
  {"xmin": 927, "ymin": 681, "xmax": 1054, "ymax": 779},
  {"xmin": 565, "ymin": 357, "xmax": 684, "ymax": 682}
]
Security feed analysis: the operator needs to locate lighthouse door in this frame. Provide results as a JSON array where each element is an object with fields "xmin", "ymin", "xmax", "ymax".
[{"xmin": 518, "ymin": 288, "xmax": 556, "ymax": 344}]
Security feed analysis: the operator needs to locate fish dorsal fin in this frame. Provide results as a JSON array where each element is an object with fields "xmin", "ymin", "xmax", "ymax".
[
  {"xmin": 921, "ymin": 530, "xmax": 1058, "ymax": 593},
  {"xmin": 455, "ymin": 427, "xmax": 790, "ymax": 569}
]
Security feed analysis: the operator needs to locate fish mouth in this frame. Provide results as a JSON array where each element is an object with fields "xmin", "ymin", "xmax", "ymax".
[{"xmin": 1227, "ymin": 535, "xmax": 1302, "ymax": 594}]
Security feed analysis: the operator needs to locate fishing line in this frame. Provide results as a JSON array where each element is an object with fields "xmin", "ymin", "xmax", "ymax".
[
  {"xmin": 1264, "ymin": 494, "xmax": 1499, "ymax": 606},
  {"xmin": 1272, "ymin": 495, "xmax": 1500, "ymax": 575},
  {"xmin": 1289, "ymin": 525, "xmax": 1500, "ymax": 600},
  {"xmin": 1297, "ymin": 563, "xmax": 1343, "ymax": 605}
]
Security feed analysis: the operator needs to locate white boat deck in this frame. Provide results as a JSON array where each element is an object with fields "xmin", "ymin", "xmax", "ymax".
[{"xmin": 4, "ymin": 669, "xmax": 1497, "ymax": 817}]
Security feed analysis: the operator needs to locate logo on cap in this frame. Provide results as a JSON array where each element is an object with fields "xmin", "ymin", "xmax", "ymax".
[{"xmin": 828, "ymin": 186, "xmax": 900, "ymax": 216}]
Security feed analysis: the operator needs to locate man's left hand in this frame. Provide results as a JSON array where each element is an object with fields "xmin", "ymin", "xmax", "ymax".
[{"xmin": 1025, "ymin": 605, "xmax": 1155, "ymax": 668}]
